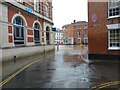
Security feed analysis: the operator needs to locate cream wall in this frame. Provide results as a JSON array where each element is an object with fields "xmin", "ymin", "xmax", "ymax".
[
  {"xmin": 0, "ymin": 3, "xmax": 10, "ymax": 48},
  {"xmin": 0, "ymin": 22, "xmax": 1, "ymax": 47},
  {"xmin": 2, "ymin": 45, "xmax": 55, "ymax": 62}
]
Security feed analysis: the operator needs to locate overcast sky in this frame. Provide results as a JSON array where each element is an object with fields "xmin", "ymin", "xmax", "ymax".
[{"xmin": 52, "ymin": 0, "xmax": 88, "ymax": 29}]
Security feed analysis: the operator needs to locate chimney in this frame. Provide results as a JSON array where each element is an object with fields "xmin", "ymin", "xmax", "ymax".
[{"xmin": 73, "ymin": 20, "xmax": 76, "ymax": 23}]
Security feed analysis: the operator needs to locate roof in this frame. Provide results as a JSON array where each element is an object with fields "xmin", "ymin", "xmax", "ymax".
[{"xmin": 62, "ymin": 21, "xmax": 88, "ymax": 28}]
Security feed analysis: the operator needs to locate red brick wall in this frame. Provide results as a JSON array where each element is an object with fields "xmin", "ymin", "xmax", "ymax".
[
  {"xmin": 24, "ymin": 2, "xmax": 34, "ymax": 9},
  {"xmin": 62, "ymin": 22, "xmax": 88, "ymax": 44},
  {"xmin": 8, "ymin": 6, "xmax": 44, "ymax": 43},
  {"xmin": 88, "ymin": 1, "xmax": 120, "ymax": 55}
]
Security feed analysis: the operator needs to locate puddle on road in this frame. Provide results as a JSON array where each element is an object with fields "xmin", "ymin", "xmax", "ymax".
[
  {"xmin": 78, "ymin": 76, "xmax": 108, "ymax": 83},
  {"xmin": 63, "ymin": 54, "xmax": 86, "ymax": 67}
]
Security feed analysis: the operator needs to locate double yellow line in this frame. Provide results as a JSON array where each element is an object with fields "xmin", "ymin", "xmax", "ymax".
[
  {"xmin": 0, "ymin": 60, "xmax": 40, "ymax": 87},
  {"xmin": 91, "ymin": 81, "xmax": 120, "ymax": 90},
  {"xmin": 0, "ymin": 53, "xmax": 53, "ymax": 87}
]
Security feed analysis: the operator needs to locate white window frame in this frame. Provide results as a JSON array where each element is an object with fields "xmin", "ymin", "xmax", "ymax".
[
  {"xmin": 84, "ymin": 38, "xmax": 88, "ymax": 43},
  {"xmin": 78, "ymin": 38, "xmax": 81, "ymax": 43},
  {"xmin": 34, "ymin": 0, "xmax": 39, "ymax": 12},
  {"xmin": 13, "ymin": 16, "xmax": 25, "ymax": 45},
  {"xmin": 108, "ymin": 0, "xmax": 120, "ymax": 19},
  {"xmin": 107, "ymin": 24, "xmax": 120, "ymax": 50},
  {"xmin": 46, "ymin": 3, "xmax": 49, "ymax": 17},
  {"xmin": 77, "ymin": 32, "xmax": 80, "ymax": 37},
  {"xmin": 14, "ymin": 25, "xmax": 24, "ymax": 39},
  {"xmin": 34, "ymin": 23, "xmax": 40, "ymax": 44},
  {"xmin": 16, "ymin": 0, "xmax": 23, "ymax": 3}
]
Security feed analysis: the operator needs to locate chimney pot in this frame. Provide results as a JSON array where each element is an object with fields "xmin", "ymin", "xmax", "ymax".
[{"xmin": 74, "ymin": 20, "xmax": 76, "ymax": 23}]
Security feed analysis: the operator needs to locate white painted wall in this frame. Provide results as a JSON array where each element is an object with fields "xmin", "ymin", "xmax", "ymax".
[
  {"xmin": 44, "ymin": 21, "xmax": 54, "ymax": 45},
  {"xmin": 0, "ymin": 4, "xmax": 2, "ymax": 79},
  {"xmin": 0, "ymin": 23, "xmax": 1, "ymax": 47},
  {"xmin": 0, "ymin": 49, "xmax": 2, "ymax": 83},
  {"xmin": 1, "ymin": 4, "xmax": 9, "ymax": 48},
  {"xmin": 2, "ymin": 45, "xmax": 55, "ymax": 62},
  {"xmin": 55, "ymin": 32, "xmax": 63, "ymax": 44},
  {"xmin": 0, "ymin": 3, "xmax": 2, "ymax": 48},
  {"xmin": 0, "ymin": 2, "xmax": 2, "ymax": 78},
  {"xmin": 66, "ymin": 37, "xmax": 73, "ymax": 44}
]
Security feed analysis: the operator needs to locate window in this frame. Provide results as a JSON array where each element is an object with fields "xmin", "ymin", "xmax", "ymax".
[
  {"xmin": 109, "ymin": 29, "xmax": 120, "ymax": 49},
  {"xmin": 84, "ymin": 31, "xmax": 87, "ymax": 37},
  {"xmin": 78, "ymin": 32, "xmax": 80, "ymax": 37},
  {"xmin": 16, "ymin": 0, "xmax": 23, "ymax": 3},
  {"xmin": 46, "ymin": 3, "xmax": 49, "ymax": 17},
  {"xmin": 34, "ymin": 0, "xmax": 39, "ymax": 12},
  {"xmin": 46, "ymin": 26, "xmax": 50, "ymax": 44},
  {"xmin": 78, "ymin": 38, "xmax": 81, "ymax": 43},
  {"xmin": 84, "ymin": 26, "xmax": 87, "ymax": 29},
  {"xmin": 34, "ymin": 0, "xmax": 37, "ymax": 11},
  {"xmin": 108, "ymin": 0, "xmax": 120, "ymax": 18},
  {"xmin": 84, "ymin": 38, "xmax": 88, "ymax": 43},
  {"xmin": 13, "ymin": 16, "xmax": 24, "ymax": 45},
  {"xmin": 34, "ymin": 23, "xmax": 40, "ymax": 44},
  {"xmin": 66, "ymin": 32, "xmax": 68, "ymax": 37}
]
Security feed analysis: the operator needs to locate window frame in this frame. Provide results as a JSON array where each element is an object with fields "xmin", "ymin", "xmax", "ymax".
[
  {"xmin": 46, "ymin": 3, "xmax": 49, "ymax": 17},
  {"xmin": 84, "ymin": 38, "xmax": 88, "ymax": 44},
  {"xmin": 108, "ymin": 0, "xmax": 120, "ymax": 19},
  {"xmin": 78, "ymin": 38, "xmax": 81, "ymax": 43},
  {"xmin": 34, "ymin": 23, "xmax": 40, "ymax": 44},
  {"xmin": 108, "ymin": 29, "xmax": 120, "ymax": 50},
  {"xmin": 13, "ymin": 17, "xmax": 25, "ymax": 45},
  {"xmin": 14, "ymin": 25, "xmax": 24, "ymax": 39},
  {"xmin": 107, "ymin": 24, "xmax": 120, "ymax": 50},
  {"xmin": 77, "ymin": 32, "xmax": 80, "ymax": 37}
]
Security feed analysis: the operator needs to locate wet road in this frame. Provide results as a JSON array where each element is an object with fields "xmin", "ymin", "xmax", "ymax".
[{"xmin": 2, "ymin": 45, "xmax": 120, "ymax": 89}]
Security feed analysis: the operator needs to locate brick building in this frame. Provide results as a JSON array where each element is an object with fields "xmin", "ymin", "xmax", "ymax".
[
  {"xmin": 62, "ymin": 20, "xmax": 88, "ymax": 45},
  {"xmin": 0, "ymin": 0, "xmax": 54, "ymax": 61},
  {"xmin": 88, "ymin": 0, "xmax": 120, "ymax": 60}
]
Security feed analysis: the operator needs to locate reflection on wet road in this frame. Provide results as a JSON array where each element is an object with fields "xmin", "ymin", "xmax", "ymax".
[{"xmin": 3, "ymin": 45, "xmax": 119, "ymax": 89}]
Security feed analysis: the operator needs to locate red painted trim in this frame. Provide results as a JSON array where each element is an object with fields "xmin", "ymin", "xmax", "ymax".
[
  {"xmin": 8, "ymin": 26, "xmax": 12, "ymax": 33},
  {"xmin": 28, "ymin": 37, "xmax": 33, "ymax": 42},
  {"xmin": 27, "ymin": 30, "xmax": 33, "ymax": 35},
  {"xmin": 8, "ymin": 36, "xmax": 13, "ymax": 43}
]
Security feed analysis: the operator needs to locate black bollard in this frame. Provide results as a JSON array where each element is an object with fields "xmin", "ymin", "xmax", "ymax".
[
  {"xmin": 57, "ymin": 45, "xmax": 59, "ymax": 51},
  {"xmin": 13, "ymin": 56, "xmax": 16, "ymax": 62}
]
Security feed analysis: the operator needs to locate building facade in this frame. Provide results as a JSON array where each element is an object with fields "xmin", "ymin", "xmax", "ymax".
[
  {"xmin": 88, "ymin": 0, "xmax": 120, "ymax": 60},
  {"xmin": 54, "ymin": 28, "xmax": 63, "ymax": 45},
  {"xmin": 62, "ymin": 20, "xmax": 88, "ymax": 45},
  {"xmin": 0, "ymin": 0, "xmax": 54, "ymax": 61}
]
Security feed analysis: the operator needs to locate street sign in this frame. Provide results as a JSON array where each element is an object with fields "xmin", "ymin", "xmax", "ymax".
[{"xmin": 26, "ymin": 6, "xmax": 33, "ymax": 13}]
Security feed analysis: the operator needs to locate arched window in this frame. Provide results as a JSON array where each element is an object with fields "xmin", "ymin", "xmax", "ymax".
[
  {"xmin": 46, "ymin": 26, "xmax": 50, "ymax": 44},
  {"xmin": 13, "ymin": 16, "xmax": 24, "ymax": 45},
  {"xmin": 34, "ymin": 23, "xmax": 40, "ymax": 44}
]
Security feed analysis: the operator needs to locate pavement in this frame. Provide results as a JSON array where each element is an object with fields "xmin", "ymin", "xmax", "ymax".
[
  {"xmin": 1, "ymin": 45, "xmax": 120, "ymax": 89},
  {"xmin": 2, "ymin": 51, "xmax": 54, "ymax": 80}
]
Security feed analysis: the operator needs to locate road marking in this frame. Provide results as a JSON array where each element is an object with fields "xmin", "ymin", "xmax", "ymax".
[
  {"xmin": 0, "ymin": 60, "xmax": 39, "ymax": 87},
  {"xmin": 90, "ymin": 81, "xmax": 120, "ymax": 90},
  {"xmin": 0, "ymin": 54, "xmax": 54, "ymax": 87}
]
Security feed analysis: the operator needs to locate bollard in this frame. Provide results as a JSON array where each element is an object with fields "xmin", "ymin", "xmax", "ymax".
[
  {"xmin": 57, "ymin": 45, "xmax": 59, "ymax": 51},
  {"xmin": 13, "ymin": 56, "xmax": 16, "ymax": 62}
]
